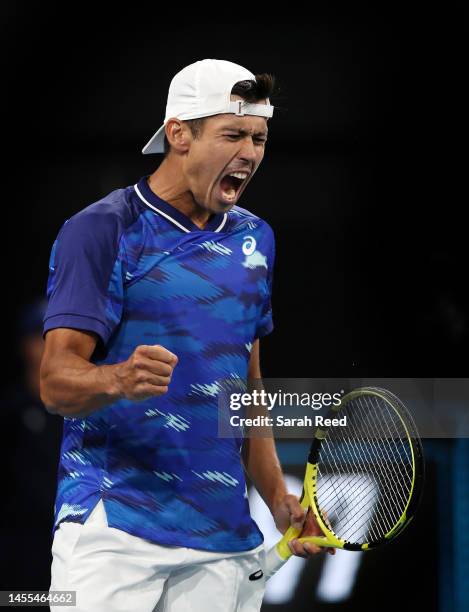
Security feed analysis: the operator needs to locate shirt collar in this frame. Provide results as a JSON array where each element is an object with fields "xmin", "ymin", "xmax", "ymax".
[{"xmin": 134, "ymin": 175, "xmax": 228, "ymax": 233}]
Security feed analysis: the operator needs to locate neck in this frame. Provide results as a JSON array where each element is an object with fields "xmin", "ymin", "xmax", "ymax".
[{"xmin": 147, "ymin": 157, "xmax": 212, "ymax": 230}]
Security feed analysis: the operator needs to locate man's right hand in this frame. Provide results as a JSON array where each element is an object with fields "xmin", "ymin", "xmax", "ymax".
[
  {"xmin": 41, "ymin": 330, "xmax": 179, "ymax": 417},
  {"xmin": 114, "ymin": 344, "xmax": 178, "ymax": 401}
]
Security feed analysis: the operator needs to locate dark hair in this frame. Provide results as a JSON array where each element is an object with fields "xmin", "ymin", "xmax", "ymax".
[{"xmin": 163, "ymin": 73, "xmax": 276, "ymax": 156}]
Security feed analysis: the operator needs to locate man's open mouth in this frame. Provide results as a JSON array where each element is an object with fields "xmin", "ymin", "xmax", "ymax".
[{"xmin": 219, "ymin": 171, "xmax": 249, "ymax": 202}]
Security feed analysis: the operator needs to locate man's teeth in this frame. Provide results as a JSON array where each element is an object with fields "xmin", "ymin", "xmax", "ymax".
[
  {"xmin": 229, "ymin": 172, "xmax": 249, "ymax": 180},
  {"xmin": 221, "ymin": 172, "xmax": 249, "ymax": 200}
]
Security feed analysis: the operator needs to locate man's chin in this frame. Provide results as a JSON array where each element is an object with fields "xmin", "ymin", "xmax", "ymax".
[
  {"xmin": 206, "ymin": 195, "xmax": 236, "ymax": 213},
  {"xmin": 214, "ymin": 199, "xmax": 236, "ymax": 212},
  {"xmin": 196, "ymin": 189, "xmax": 240, "ymax": 213}
]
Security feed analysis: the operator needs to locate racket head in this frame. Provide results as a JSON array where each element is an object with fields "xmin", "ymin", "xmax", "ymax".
[{"xmin": 307, "ymin": 386, "xmax": 425, "ymax": 551}]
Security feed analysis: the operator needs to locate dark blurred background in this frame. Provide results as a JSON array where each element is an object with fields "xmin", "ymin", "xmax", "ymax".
[{"xmin": 2, "ymin": 5, "xmax": 468, "ymax": 611}]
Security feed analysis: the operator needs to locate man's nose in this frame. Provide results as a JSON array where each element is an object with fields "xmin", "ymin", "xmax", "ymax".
[{"xmin": 238, "ymin": 137, "xmax": 257, "ymax": 163}]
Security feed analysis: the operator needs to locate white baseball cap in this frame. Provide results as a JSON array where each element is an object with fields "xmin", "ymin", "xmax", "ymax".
[{"xmin": 142, "ymin": 59, "xmax": 274, "ymax": 155}]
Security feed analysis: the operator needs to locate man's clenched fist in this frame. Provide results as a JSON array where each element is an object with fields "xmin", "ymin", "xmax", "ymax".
[{"xmin": 114, "ymin": 344, "xmax": 178, "ymax": 401}]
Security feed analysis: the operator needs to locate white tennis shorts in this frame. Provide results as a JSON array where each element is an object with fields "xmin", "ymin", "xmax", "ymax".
[{"xmin": 49, "ymin": 499, "xmax": 266, "ymax": 612}]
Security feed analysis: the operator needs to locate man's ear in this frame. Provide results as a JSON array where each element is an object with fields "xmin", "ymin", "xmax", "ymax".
[{"xmin": 165, "ymin": 118, "xmax": 191, "ymax": 154}]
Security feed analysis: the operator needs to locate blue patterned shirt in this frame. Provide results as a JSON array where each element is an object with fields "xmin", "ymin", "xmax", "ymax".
[{"xmin": 43, "ymin": 175, "xmax": 275, "ymax": 552}]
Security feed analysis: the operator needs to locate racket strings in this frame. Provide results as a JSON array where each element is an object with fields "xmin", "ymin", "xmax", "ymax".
[
  {"xmin": 318, "ymin": 436, "xmax": 397, "ymax": 541},
  {"xmin": 366, "ymin": 397, "xmax": 413, "ymax": 490},
  {"xmin": 324, "ymin": 400, "xmax": 411, "ymax": 541},
  {"xmin": 317, "ymin": 453, "xmax": 397, "ymax": 544},
  {"xmin": 317, "ymin": 472, "xmax": 386, "ymax": 542},
  {"xmin": 324, "ymin": 446, "xmax": 399, "ymax": 542},
  {"xmin": 314, "ymin": 393, "xmax": 415, "ymax": 545},
  {"xmin": 353, "ymin": 397, "xmax": 412, "ymax": 510},
  {"xmin": 317, "ymin": 433, "xmax": 392, "ymax": 533},
  {"xmin": 318, "ymin": 409, "xmax": 406, "ymax": 534},
  {"xmin": 320, "ymin": 431, "xmax": 399, "ymax": 538},
  {"xmin": 317, "ymin": 466, "xmax": 388, "ymax": 542},
  {"xmin": 318, "ymin": 397, "xmax": 413, "ymax": 542}
]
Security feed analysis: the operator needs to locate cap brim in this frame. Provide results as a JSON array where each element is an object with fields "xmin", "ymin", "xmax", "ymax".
[{"xmin": 142, "ymin": 124, "xmax": 165, "ymax": 154}]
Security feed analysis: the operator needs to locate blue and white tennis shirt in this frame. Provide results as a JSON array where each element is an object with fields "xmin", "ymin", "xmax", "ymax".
[{"xmin": 43, "ymin": 175, "xmax": 275, "ymax": 552}]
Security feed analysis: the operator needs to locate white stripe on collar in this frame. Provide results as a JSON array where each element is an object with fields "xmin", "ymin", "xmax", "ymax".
[
  {"xmin": 134, "ymin": 184, "xmax": 190, "ymax": 233},
  {"xmin": 214, "ymin": 213, "xmax": 228, "ymax": 232},
  {"xmin": 134, "ymin": 184, "xmax": 227, "ymax": 233}
]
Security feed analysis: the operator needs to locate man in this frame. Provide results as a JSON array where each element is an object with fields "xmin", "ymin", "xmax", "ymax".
[{"xmin": 40, "ymin": 59, "xmax": 330, "ymax": 612}]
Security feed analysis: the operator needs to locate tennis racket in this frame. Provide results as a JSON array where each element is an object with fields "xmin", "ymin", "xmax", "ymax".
[{"xmin": 263, "ymin": 386, "xmax": 425, "ymax": 580}]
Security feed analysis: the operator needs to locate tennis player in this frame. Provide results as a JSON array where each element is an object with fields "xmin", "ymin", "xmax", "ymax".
[{"xmin": 40, "ymin": 59, "xmax": 330, "ymax": 612}]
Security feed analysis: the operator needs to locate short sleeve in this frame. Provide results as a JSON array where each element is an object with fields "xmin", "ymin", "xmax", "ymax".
[
  {"xmin": 254, "ymin": 224, "xmax": 275, "ymax": 339},
  {"xmin": 43, "ymin": 210, "xmax": 127, "ymax": 347}
]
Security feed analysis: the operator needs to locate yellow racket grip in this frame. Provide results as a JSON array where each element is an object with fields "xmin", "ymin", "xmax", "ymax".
[
  {"xmin": 276, "ymin": 532, "xmax": 335, "ymax": 560},
  {"xmin": 297, "ymin": 535, "xmax": 336, "ymax": 548},
  {"xmin": 266, "ymin": 521, "xmax": 337, "ymax": 580},
  {"xmin": 275, "ymin": 524, "xmax": 302, "ymax": 560}
]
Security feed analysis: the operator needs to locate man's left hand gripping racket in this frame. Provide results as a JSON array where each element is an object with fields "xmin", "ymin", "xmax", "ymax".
[{"xmin": 264, "ymin": 387, "xmax": 425, "ymax": 580}]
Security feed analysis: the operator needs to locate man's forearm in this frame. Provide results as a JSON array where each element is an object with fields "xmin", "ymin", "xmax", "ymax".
[
  {"xmin": 40, "ymin": 353, "xmax": 121, "ymax": 418},
  {"xmin": 242, "ymin": 436, "xmax": 288, "ymax": 513}
]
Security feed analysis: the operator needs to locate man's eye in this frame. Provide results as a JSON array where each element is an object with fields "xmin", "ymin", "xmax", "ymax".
[{"xmin": 225, "ymin": 134, "xmax": 266, "ymax": 144}]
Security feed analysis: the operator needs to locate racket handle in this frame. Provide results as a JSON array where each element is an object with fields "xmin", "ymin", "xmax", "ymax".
[{"xmin": 264, "ymin": 545, "xmax": 288, "ymax": 580}]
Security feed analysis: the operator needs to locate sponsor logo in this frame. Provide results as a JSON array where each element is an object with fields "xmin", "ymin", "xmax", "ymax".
[
  {"xmin": 249, "ymin": 569, "xmax": 264, "ymax": 581},
  {"xmin": 242, "ymin": 235, "xmax": 257, "ymax": 256}
]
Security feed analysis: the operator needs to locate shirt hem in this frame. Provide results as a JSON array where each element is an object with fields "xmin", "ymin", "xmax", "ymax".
[{"xmin": 106, "ymin": 516, "xmax": 264, "ymax": 553}]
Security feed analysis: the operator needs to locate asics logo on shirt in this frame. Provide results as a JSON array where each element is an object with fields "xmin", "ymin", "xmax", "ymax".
[{"xmin": 242, "ymin": 236, "xmax": 257, "ymax": 256}]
